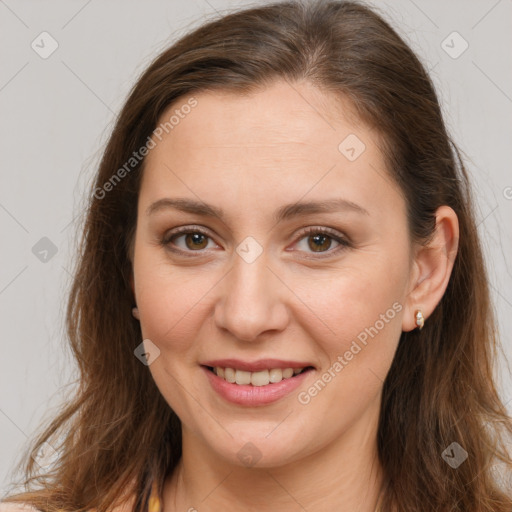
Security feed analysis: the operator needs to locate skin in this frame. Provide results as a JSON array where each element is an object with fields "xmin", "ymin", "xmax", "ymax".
[{"xmin": 130, "ymin": 79, "xmax": 459, "ymax": 511}]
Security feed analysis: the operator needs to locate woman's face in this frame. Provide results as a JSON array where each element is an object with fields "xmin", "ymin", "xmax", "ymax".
[{"xmin": 132, "ymin": 79, "xmax": 415, "ymax": 468}]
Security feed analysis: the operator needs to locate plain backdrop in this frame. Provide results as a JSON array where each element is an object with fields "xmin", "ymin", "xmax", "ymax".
[{"xmin": 1, "ymin": 0, "xmax": 511, "ymax": 495}]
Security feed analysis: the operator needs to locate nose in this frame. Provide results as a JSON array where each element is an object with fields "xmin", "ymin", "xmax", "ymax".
[{"xmin": 214, "ymin": 246, "xmax": 290, "ymax": 342}]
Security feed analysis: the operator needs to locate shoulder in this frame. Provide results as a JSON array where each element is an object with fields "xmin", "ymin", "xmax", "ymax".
[{"xmin": 0, "ymin": 503, "xmax": 41, "ymax": 512}]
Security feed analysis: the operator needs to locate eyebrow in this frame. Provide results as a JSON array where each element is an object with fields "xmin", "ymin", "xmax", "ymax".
[{"xmin": 146, "ymin": 197, "xmax": 369, "ymax": 223}]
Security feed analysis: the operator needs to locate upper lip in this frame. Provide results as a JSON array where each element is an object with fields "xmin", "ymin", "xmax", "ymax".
[{"xmin": 201, "ymin": 359, "xmax": 314, "ymax": 372}]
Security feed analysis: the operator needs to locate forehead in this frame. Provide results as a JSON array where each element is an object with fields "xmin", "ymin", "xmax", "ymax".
[
  {"xmin": 139, "ymin": 79, "xmax": 401, "ymax": 222},
  {"xmin": 155, "ymin": 80, "xmax": 367, "ymax": 151}
]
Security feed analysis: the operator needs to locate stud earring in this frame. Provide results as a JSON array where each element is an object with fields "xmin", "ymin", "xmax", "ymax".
[
  {"xmin": 415, "ymin": 310, "xmax": 424, "ymax": 330},
  {"xmin": 132, "ymin": 307, "xmax": 140, "ymax": 320}
]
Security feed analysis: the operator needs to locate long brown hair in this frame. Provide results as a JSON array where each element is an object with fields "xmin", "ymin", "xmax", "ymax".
[{"xmin": 3, "ymin": 1, "xmax": 511, "ymax": 511}]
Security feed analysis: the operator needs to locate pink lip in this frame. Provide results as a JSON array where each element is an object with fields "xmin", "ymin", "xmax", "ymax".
[
  {"xmin": 201, "ymin": 358, "xmax": 313, "ymax": 372},
  {"xmin": 201, "ymin": 365, "xmax": 314, "ymax": 407}
]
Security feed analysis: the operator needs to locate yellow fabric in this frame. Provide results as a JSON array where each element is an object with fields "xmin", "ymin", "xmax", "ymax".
[{"xmin": 147, "ymin": 481, "xmax": 161, "ymax": 512}]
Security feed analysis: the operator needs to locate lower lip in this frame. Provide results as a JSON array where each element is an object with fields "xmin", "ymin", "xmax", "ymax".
[{"xmin": 202, "ymin": 366, "xmax": 313, "ymax": 407}]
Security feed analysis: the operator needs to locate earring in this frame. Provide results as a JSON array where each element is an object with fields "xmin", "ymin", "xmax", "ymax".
[
  {"xmin": 415, "ymin": 310, "xmax": 424, "ymax": 330},
  {"xmin": 132, "ymin": 307, "xmax": 140, "ymax": 320}
]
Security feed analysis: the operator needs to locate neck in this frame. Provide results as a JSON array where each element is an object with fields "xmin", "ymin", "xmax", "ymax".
[{"xmin": 163, "ymin": 401, "xmax": 384, "ymax": 512}]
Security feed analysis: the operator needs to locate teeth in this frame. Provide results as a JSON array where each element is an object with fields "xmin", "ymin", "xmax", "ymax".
[
  {"xmin": 224, "ymin": 367, "xmax": 236, "ymax": 383},
  {"xmin": 235, "ymin": 370, "xmax": 251, "ymax": 385},
  {"xmin": 269, "ymin": 368, "xmax": 283, "ymax": 383},
  {"xmin": 282, "ymin": 368, "xmax": 294, "ymax": 379},
  {"xmin": 213, "ymin": 366, "xmax": 305, "ymax": 386},
  {"xmin": 251, "ymin": 370, "xmax": 269, "ymax": 386}
]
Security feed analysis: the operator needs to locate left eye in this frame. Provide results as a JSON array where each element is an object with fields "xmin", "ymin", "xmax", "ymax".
[{"xmin": 295, "ymin": 230, "xmax": 344, "ymax": 254}]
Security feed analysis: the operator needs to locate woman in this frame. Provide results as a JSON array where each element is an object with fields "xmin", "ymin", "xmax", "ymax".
[{"xmin": 2, "ymin": 0, "xmax": 511, "ymax": 511}]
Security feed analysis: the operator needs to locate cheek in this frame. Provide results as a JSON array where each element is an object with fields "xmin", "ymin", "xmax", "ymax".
[
  {"xmin": 132, "ymin": 254, "xmax": 216, "ymax": 418},
  {"xmin": 133, "ymin": 250, "xmax": 219, "ymax": 357},
  {"xmin": 304, "ymin": 257, "xmax": 405, "ymax": 339},
  {"xmin": 295, "ymin": 251, "xmax": 407, "ymax": 392},
  {"xmin": 294, "ymin": 278, "xmax": 404, "ymax": 417}
]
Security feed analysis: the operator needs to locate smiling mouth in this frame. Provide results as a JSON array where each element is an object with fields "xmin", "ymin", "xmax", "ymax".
[{"xmin": 204, "ymin": 365, "xmax": 314, "ymax": 386}]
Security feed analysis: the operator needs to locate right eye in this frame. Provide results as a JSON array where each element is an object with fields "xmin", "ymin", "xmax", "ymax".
[{"xmin": 161, "ymin": 227, "xmax": 219, "ymax": 256}]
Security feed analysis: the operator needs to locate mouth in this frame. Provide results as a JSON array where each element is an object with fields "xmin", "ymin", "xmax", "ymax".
[
  {"xmin": 200, "ymin": 359, "xmax": 315, "ymax": 406},
  {"xmin": 203, "ymin": 365, "xmax": 314, "ymax": 386}
]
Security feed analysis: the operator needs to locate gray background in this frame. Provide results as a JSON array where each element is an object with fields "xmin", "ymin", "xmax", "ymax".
[{"xmin": 1, "ymin": 0, "xmax": 511, "ymax": 495}]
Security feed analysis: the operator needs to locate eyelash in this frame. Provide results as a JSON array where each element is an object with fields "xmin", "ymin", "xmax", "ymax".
[{"xmin": 160, "ymin": 225, "xmax": 351, "ymax": 259}]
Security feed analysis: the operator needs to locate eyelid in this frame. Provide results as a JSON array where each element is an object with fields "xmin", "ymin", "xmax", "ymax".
[
  {"xmin": 290, "ymin": 226, "xmax": 351, "ymax": 258},
  {"xmin": 161, "ymin": 224, "xmax": 351, "ymax": 258}
]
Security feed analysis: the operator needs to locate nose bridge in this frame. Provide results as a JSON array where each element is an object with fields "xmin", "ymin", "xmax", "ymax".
[{"xmin": 214, "ymin": 239, "xmax": 289, "ymax": 341}]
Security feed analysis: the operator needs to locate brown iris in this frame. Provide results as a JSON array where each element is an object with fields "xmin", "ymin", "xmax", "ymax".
[
  {"xmin": 185, "ymin": 233, "xmax": 209, "ymax": 250},
  {"xmin": 308, "ymin": 233, "xmax": 331, "ymax": 252}
]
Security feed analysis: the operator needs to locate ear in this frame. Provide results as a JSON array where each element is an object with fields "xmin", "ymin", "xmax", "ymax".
[{"xmin": 402, "ymin": 205, "xmax": 459, "ymax": 332}]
